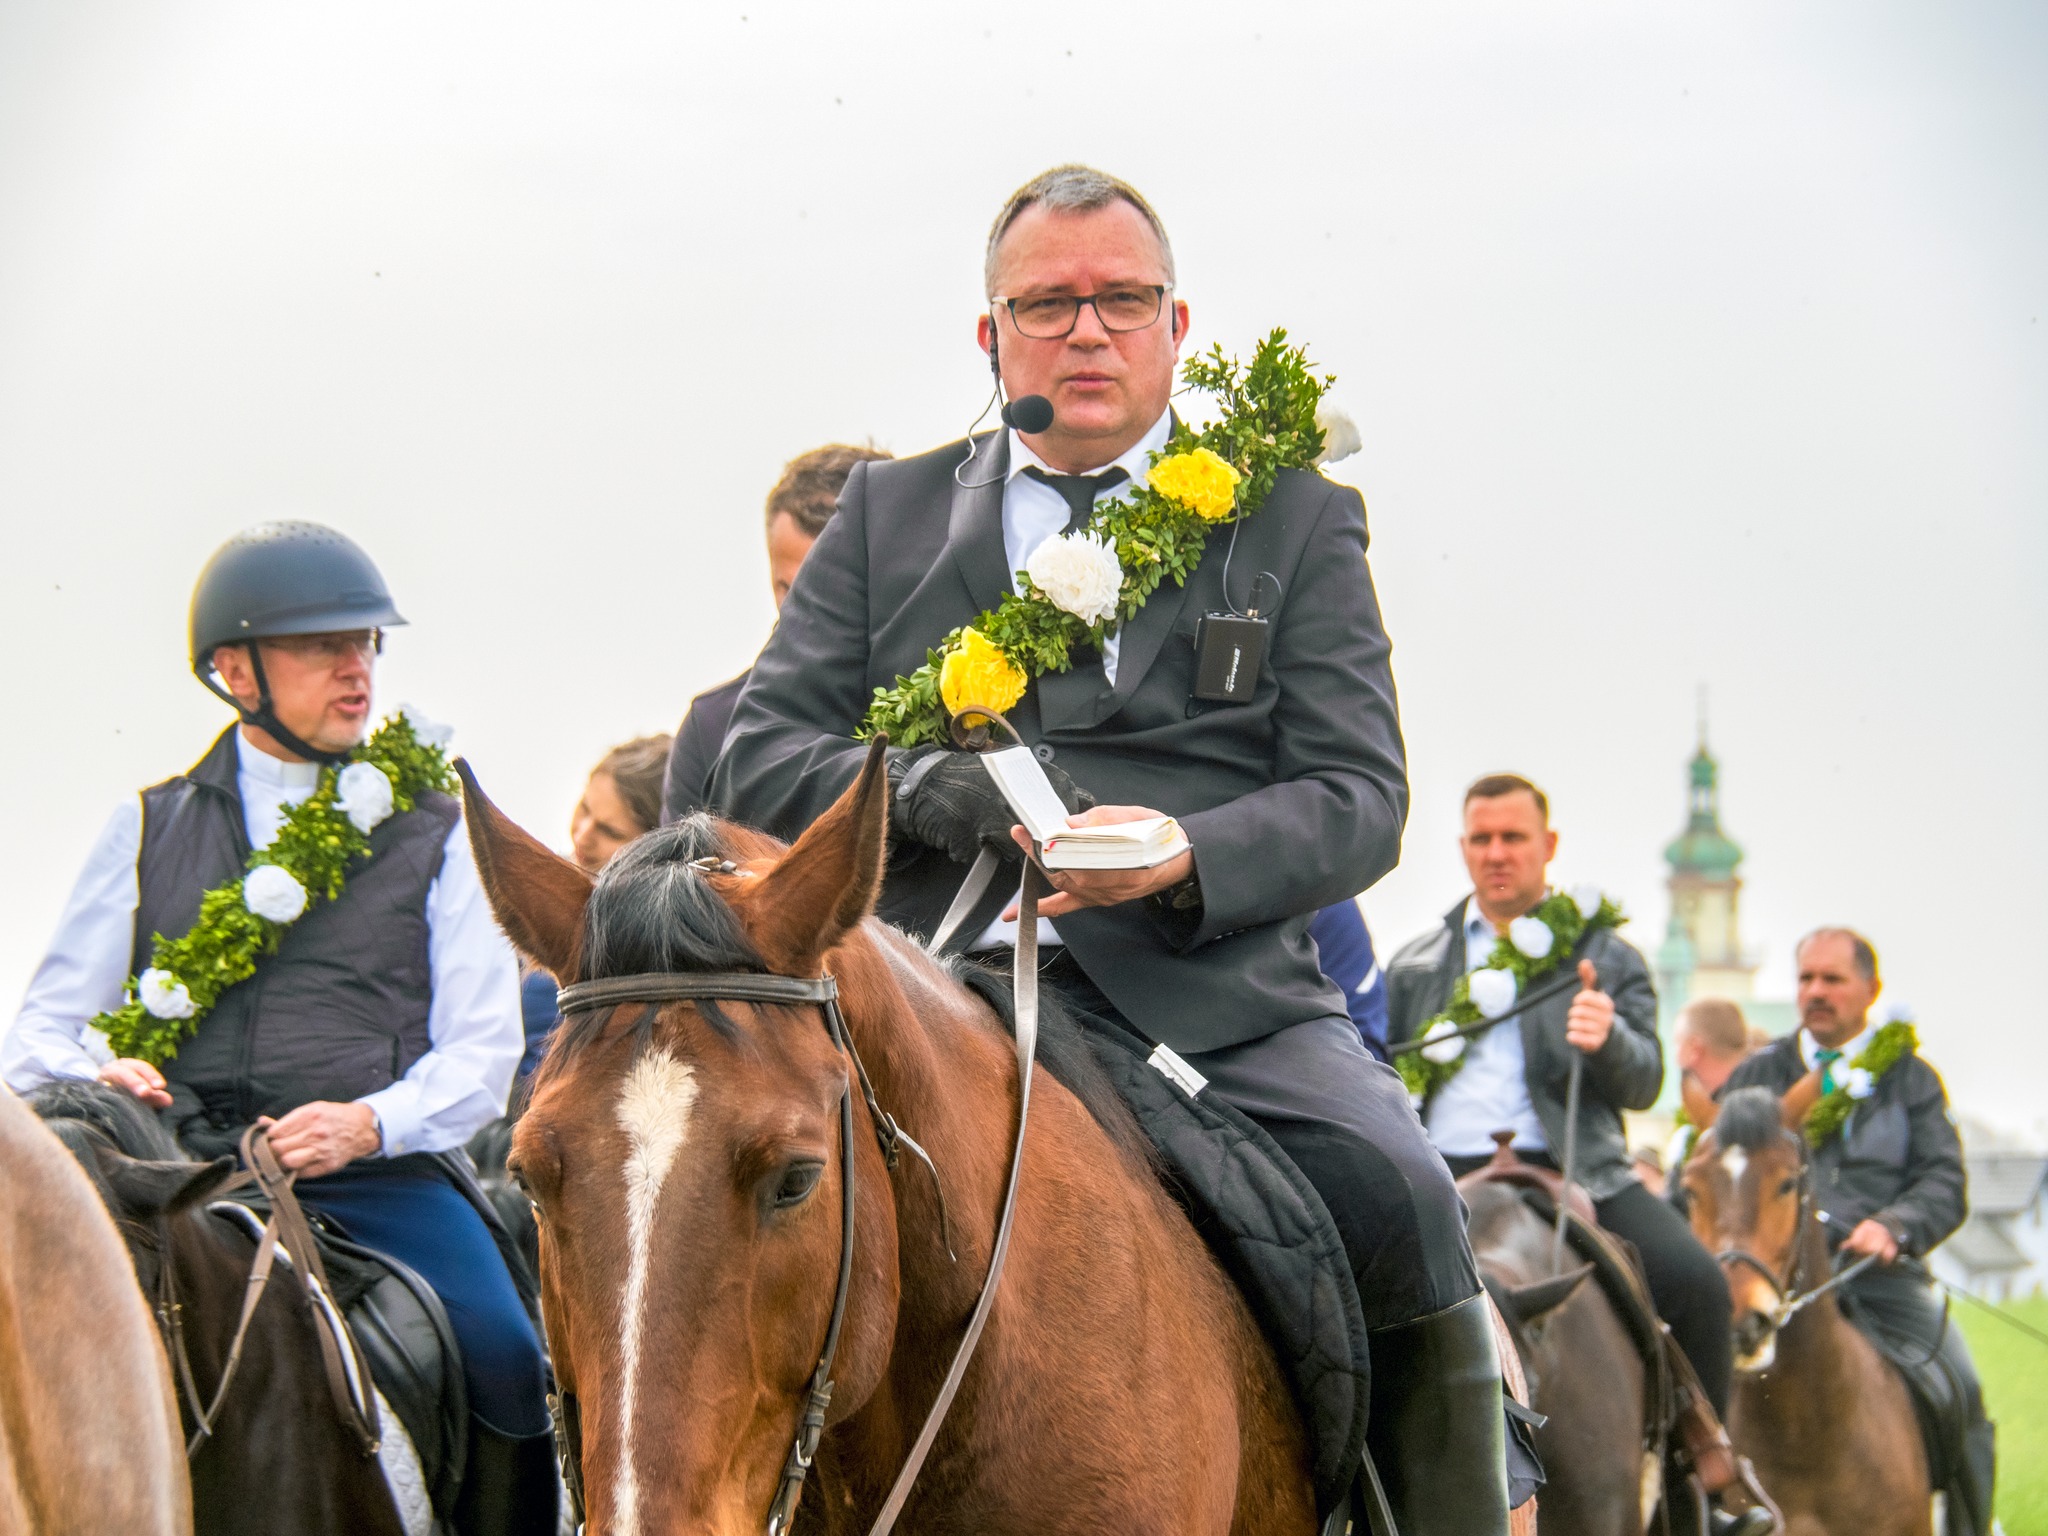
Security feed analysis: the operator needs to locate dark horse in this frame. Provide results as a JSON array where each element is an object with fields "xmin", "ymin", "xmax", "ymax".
[
  {"xmin": 31, "ymin": 1080, "xmax": 408, "ymax": 1536},
  {"xmin": 459, "ymin": 741, "xmax": 1320, "ymax": 1534},
  {"xmin": 1, "ymin": 1084, "xmax": 190, "ymax": 1535},
  {"xmin": 1465, "ymin": 1178, "xmax": 1651, "ymax": 1536},
  {"xmin": 1681, "ymin": 1085, "xmax": 1930, "ymax": 1536}
]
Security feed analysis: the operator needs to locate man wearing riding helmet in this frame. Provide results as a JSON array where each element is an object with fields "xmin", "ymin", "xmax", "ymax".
[{"xmin": 2, "ymin": 521, "xmax": 556, "ymax": 1536}]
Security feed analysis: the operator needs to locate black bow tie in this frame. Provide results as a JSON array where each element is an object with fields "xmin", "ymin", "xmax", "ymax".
[{"xmin": 1021, "ymin": 464, "xmax": 1131, "ymax": 535}]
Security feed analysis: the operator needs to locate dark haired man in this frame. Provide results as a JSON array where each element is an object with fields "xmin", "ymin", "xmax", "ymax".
[
  {"xmin": 713, "ymin": 165, "xmax": 1508, "ymax": 1534},
  {"xmin": 2, "ymin": 523, "xmax": 555, "ymax": 1535},
  {"xmin": 1721, "ymin": 929, "xmax": 1991, "ymax": 1535},
  {"xmin": 1387, "ymin": 774, "xmax": 1761, "ymax": 1533},
  {"xmin": 662, "ymin": 442, "xmax": 893, "ymax": 820}
]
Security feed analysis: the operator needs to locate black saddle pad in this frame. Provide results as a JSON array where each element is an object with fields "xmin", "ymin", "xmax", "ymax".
[{"xmin": 1075, "ymin": 1016, "xmax": 1371, "ymax": 1514}]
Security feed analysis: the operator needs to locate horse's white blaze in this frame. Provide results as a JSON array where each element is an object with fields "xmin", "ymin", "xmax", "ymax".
[
  {"xmin": 613, "ymin": 1048, "xmax": 699, "ymax": 1536},
  {"xmin": 1721, "ymin": 1145, "xmax": 1748, "ymax": 1188}
]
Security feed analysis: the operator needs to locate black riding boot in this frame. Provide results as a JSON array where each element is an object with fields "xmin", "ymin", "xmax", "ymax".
[
  {"xmin": 453, "ymin": 1415, "xmax": 560, "ymax": 1536},
  {"xmin": 1365, "ymin": 1294, "xmax": 1511, "ymax": 1536}
]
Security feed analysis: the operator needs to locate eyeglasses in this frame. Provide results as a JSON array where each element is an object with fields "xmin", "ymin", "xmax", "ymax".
[
  {"xmin": 262, "ymin": 629, "xmax": 383, "ymax": 666},
  {"xmin": 991, "ymin": 285, "xmax": 1170, "ymax": 340}
]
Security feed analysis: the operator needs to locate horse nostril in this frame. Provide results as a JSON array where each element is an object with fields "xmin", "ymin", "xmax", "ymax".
[{"xmin": 1733, "ymin": 1311, "xmax": 1772, "ymax": 1357}]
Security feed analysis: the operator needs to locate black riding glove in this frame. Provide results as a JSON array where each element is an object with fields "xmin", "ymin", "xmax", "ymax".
[{"xmin": 886, "ymin": 746, "xmax": 1094, "ymax": 866}]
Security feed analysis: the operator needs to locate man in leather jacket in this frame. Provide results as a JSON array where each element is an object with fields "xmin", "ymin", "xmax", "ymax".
[{"xmin": 1721, "ymin": 928, "xmax": 1992, "ymax": 1536}]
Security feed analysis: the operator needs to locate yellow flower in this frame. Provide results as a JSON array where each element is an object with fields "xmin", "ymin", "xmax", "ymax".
[
  {"xmin": 1149, "ymin": 446, "xmax": 1242, "ymax": 521},
  {"xmin": 939, "ymin": 628, "xmax": 1028, "ymax": 724}
]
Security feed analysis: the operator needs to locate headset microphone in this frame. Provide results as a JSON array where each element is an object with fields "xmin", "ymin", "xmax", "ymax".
[{"xmin": 999, "ymin": 394, "xmax": 1054, "ymax": 433}]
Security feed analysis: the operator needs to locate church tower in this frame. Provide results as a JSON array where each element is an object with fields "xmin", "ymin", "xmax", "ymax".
[{"xmin": 1656, "ymin": 726, "xmax": 1758, "ymax": 1018}]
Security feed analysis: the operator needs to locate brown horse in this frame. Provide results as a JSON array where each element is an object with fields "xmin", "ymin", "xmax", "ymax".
[
  {"xmin": 461, "ymin": 741, "xmax": 1319, "ymax": 1535},
  {"xmin": 0, "ymin": 1084, "xmax": 191, "ymax": 1536},
  {"xmin": 1681, "ymin": 1085, "xmax": 1930, "ymax": 1536},
  {"xmin": 1465, "ymin": 1179, "xmax": 1650, "ymax": 1536}
]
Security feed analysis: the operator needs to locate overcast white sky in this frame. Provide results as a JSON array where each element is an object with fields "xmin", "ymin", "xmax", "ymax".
[{"xmin": 3, "ymin": 2, "xmax": 2042, "ymax": 1126}]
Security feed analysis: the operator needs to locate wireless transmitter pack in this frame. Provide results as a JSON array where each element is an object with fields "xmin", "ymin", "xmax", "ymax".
[{"xmin": 1191, "ymin": 573, "xmax": 1279, "ymax": 703}]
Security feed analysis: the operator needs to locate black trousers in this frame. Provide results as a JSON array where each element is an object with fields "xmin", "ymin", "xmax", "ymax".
[
  {"xmin": 1038, "ymin": 950, "xmax": 1481, "ymax": 1330},
  {"xmin": 1443, "ymin": 1151, "xmax": 1734, "ymax": 1416}
]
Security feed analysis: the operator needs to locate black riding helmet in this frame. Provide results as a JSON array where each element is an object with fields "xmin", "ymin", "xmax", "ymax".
[{"xmin": 190, "ymin": 521, "xmax": 407, "ymax": 764}]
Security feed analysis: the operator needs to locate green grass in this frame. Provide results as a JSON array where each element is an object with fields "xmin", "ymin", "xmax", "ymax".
[{"xmin": 1955, "ymin": 1290, "xmax": 2048, "ymax": 1534}]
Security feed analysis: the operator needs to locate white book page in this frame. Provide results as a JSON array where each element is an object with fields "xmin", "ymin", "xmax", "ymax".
[{"xmin": 977, "ymin": 747, "xmax": 1078, "ymax": 845}]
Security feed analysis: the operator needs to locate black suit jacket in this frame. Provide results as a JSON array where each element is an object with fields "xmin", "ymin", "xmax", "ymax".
[
  {"xmin": 1385, "ymin": 898, "xmax": 1663, "ymax": 1199},
  {"xmin": 662, "ymin": 670, "xmax": 749, "ymax": 823},
  {"xmin": 709, "ymin": 431, "xmax": 1408, "ymax": 1053},
  {"xmin": 1722, "ymin": 1033, "xmax": 1967, "ymax": 1259}
]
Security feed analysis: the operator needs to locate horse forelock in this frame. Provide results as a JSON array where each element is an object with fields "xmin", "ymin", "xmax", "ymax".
[{"xmin": 1714, "ymin": 1086, "xmax": 1792, "ymax": 1155}]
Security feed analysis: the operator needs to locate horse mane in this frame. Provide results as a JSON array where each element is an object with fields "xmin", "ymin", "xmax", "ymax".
[
  {"xmin": 1715, "ymin": 1085, "xmax": 1790, "ymax": 1153},
  {"xmin": 949, "ymin": 958, "xmax": 1163, "ymax": 1182},
  {"xmin": 29, "ymin": 1079, "xmax": 186, "ymax": 1162}
]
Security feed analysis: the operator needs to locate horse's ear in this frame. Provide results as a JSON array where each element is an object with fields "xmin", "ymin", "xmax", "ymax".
[
  {"xmin": 735, "ymin": 737, "xmax": 890, "ymax": 975},
  {"xmin": 1681, "ymin": 1071, "xmax": 1720, "ymax": 1130},
  {"xmin": 456, "ymin": 758, "xmax": 593, "ymax": 981},
  {"xmin": 1500, "ymin": 1263, "xmax": 1595, "ymax": 1326},
  {"xmin": 101, "ymin": 1154, "xmax": 239, "ymax": 1220},
  {"xmin": 1780, "ymin": 1068, "xmax": 1824, "ymax": 1131}
]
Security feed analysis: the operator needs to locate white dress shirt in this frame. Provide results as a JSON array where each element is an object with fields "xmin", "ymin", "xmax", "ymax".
[
  {"xmin": 1799, "ymin": 1023, "xmax": 1870, "ymax": 1074},
  {"xmin": 2, "ymin": 730, "xmax": 523, "ymax": 1156},
  {"xmin": 969, "ymin": 408, "xmax": 1175, "ymax": 954},
  {"xmin": 1422, "ymin": 897, "xmax": 1550, "ymax": 1157}
]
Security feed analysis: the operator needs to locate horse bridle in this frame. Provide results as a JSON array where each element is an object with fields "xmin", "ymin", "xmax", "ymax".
[
  {"xmin": 1709, "ymin": 1133, "xmax": 1876, "ymax": 1337},
  {"xmin": 548, "ymin": 863, "xmax": 1042, "ymax": 1536},
  {"xmin": 155, "ymin": 1124, "xmax": 382, "ymax": 1460}
]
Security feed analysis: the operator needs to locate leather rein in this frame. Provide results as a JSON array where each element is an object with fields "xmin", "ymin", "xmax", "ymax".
[
  {"xmin": 547, "ymin": 859, "xmax": 1046, "ymax": 1536},
  {"xmin": 154, "ymin": 1124, "xmax": 382, "ymax": 1460}
]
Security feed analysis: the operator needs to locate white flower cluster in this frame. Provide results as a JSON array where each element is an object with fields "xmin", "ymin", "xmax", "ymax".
[
  {"xmin": 1420, "ymin": 1018, "xmax": 1467, "ymax": 1064},
  {"xmin": 244, "ymin": 864, "xmax": 309, "ymax": 923},
  {"xmin": 1508, "ymin": 915, "xmax": 1554, "ymax": 960},
  {"xmin": 137, "ymin": 968, "xmax": 195, "ymax": 1020},
  {"xmin": 1571, "ymin": 884, "xmax": 1607, "ymax": 920},
  {"xmin": 1844, "ymin": 1067, "xmax": 1877, "ymax": 1100},
  {"xmin": 1025, "ymin": 532, "xmax": 1124, "ymax": 628},
  {"xmin": 337, "ymin": 762, "xmax": 396, "ymax": 834},
  {"xmin": 1313, "ymin": 400, "xmax": 1362, "ymax": 467},
  {"xmin": 397, "ymin": 704, "xmax": 455, "ymax": 749},
  {"xmin": 1468, "ymin": 967, "xmax": 1519, "ymax": 1019}
]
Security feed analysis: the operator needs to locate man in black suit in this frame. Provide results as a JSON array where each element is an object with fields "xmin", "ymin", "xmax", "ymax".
[
  {"xmin": 712, "ymin": 164, "xmax": 1507, "ymax": 1534},
  {"xmin": 1721, "ymin": 929, "xmax": 1992, "ymax": 1536},
  {"xmin": 662, "ymin": 443, "xmax": 892, "ymax": 821}
]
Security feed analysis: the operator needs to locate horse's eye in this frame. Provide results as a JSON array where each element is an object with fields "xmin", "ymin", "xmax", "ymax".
[
  {"xmin": 1777, "ymin": 1177, "xmax": 1797, "ymax": 1196},
  {"xmin": 773, "ymin": 1162, "xmax": 825, "ymax": 1210}
]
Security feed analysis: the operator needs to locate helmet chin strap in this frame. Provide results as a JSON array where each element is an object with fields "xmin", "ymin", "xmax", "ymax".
[{"xmin": 197, "ymin": 643, "xmax": 353, "ymax": 767}]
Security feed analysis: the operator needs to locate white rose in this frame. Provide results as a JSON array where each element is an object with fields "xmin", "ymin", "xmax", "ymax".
[
  {"xmin": 397, "ymin": 704, "xmax": 454, "ymax": 749},
  {"xmin": 1468, "ymin": 966, "xmax": 1520, "ymax": 1019},
  {"xmin": 1571, "ymin": 884, "xmax": 1606, "ymax": 921},
  {"xmin": 336, "ymin": 761, "xmax": 395, "ymax": 834},
  {"xmin": 243, "ymin": 864, "xmax": 309, "ymax": 924},
  {"xmin": 1420, "ymin": 1019, "xmax": 1467, "ymax": 1065},
  {"xmin": 1845, "ymin": 1067, "xmax": 1876, "ymax": 1100},
  {"xmin": 137, "ymin": 968, "xmax": 195, "ymax": 1020},
  {"xmin": 1880, "ymin": 1002, "xmax": 1915, "ymax": 1026},
  {"xmin": 1509, "ymin": 915, "xmax": 1555, "ymax": 960},
  {"xmin": 1025, "ymin": 531, "xmax": 1124, "ymax": 628},
  {"xmin": 1314, "ymin": 401, "xmax": 1362, "ymax": 466}
]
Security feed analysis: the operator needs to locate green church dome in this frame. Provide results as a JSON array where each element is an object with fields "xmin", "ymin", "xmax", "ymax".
[{"xmin": 1664, "ymin": 744, "xmax": 1743, "ymax": 878}]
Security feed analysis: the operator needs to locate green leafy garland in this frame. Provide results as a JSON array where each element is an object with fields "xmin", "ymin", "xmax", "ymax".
[
  {"xmin": 1802, "ymin": 1019, "xmax": 1916, "ymax": 1148},
  {"xmin": 855, "ymin": 329, "xmax": 1332, "ymax": 747},
  {"xmin": 95, "ymin": 713, "xmax": 456, "ymax": 1066},
  {"xmin": 1398, "ymin": 889, "xmax": 1628, "ymax": 1100}
]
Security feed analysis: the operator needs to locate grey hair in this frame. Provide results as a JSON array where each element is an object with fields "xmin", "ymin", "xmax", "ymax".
[
  {"xmin": 984, "ymin": 165, "xmax": 1176, "ymax": 297},
  {"xmin": 1795, "ymin": 927, "xmax": 1879, "ymax": 983}
]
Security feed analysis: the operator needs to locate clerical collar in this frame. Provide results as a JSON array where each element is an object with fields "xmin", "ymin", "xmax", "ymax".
[
  {"xmin": 236, "ymin": 727, "xmax": 323, "ymax": 790},
  {"xmin": 1005, "ymin": 408, "xmax": 1172, "ymax": 487},
  {"xmin": 1800, "ymin": 1022, "xmax": 1869, "ymax": 1069}
]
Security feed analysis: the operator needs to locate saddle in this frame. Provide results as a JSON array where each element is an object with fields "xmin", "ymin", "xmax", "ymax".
[{"xmin": 1837, "ymin": 1274, "xmax": 1986, "ymax": 1533}]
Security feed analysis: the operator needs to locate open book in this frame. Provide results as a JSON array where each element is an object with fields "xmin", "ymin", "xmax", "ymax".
[{"xmin": 978, "ymin": 746, "xmax": 1191, "ymax": 872}]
